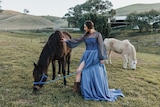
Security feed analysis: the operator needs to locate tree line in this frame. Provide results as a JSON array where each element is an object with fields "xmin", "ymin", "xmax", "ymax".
[
  {"xmin": 127, "ymin": 9, "xmax": 160, "ymax": 32},
  {"xmin": 63, "ymin": 0, "xmax": 160, "ymax": 38},
  {"xmin": 63, "ymin": 0, "xmax": 115, "ymax": 39}
]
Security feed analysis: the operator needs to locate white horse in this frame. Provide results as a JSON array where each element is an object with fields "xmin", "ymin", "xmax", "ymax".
[{"xmin": 104, "ymin": 38, "xmax": 137, "ymax": 70}]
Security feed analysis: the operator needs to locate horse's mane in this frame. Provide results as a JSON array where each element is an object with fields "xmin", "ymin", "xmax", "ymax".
[
  {"xmin": 123, "ymin": 39, "xmax": 136, "ymax": 60},
  {"xmin": 130, "ymin": 44, "xmax": 136, "ymax": 60},
  {"xmin": 62, "ymin": 31, "xmax": 72, "ymax": 39},
  {"xmin": 37, "ymin": 30, "xmax": 64, "ymax": 66},
  {"xmin": 48, "ymin": 30, "xmax": 63, "ymax": 52},
  {"xmin": 123, "ymin": 39, "xmax": 130, "ymax": 43}
]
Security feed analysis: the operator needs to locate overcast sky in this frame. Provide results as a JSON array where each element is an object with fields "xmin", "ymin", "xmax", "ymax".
[{"xmin": 1, "ymin": 0, "xmax": 160, "ymax": 17}]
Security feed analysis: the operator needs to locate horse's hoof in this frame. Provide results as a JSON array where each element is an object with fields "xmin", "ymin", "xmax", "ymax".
[
  {"xmin": 32, "ymin": 89, "xmax": 40, "ymax": 95},
  {"xmin": 32, "ymin": 85, "xmax": 41, "ymax": 93}
]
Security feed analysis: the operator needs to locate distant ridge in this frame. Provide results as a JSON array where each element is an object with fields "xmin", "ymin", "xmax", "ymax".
[
  {"xmin": 115, "ymin": 3, "xmax": 160, "ymax": 16},
  {"xmin": 0, "ymin": 10, "xmax": 67, "ymax": 30},
  {"xmin": 0, "ymin": 3, "xmax": 160, "ymax": 30}
]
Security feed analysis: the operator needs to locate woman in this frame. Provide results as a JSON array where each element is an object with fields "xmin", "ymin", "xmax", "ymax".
[{"xmin": 62, "ymin": 20, "xmax": 124, "ymax": 101}]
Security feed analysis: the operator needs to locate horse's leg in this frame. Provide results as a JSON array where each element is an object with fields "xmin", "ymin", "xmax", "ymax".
[
  {"xmin": 58, "ymin": 59, "xmax": 61, "ymax": 77},
  {"xmin": 123, "ymin": 54, "xmax": 128, "ymax": 69},
  {"xmin": 105, "ymin": 50, "xmax": 109, "ymax": 64},
  {"xmin": 67, "ymin": 53, "xmax": 71, "ymax": 75},
  {"xmin": 108, "ymin": 50, "xmax": 112, "ymax": 64},
  {"xmin": 62, "ymin": 57, "xmax": 67, "ymax": 86},
  {"xmin": 52, "ymin": 60, "xmax": 56, "ymax": 80},
  {"xmin": 128, "ymin": 55, "xmax": 132, "ymax": 69}
]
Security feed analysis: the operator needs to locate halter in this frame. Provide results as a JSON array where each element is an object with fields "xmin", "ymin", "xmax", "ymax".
[{"xmin": 33, "ymin": 73, "xmax": 48, "ymax": 85}]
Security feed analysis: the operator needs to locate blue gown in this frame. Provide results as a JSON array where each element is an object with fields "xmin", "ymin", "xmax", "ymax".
[{"xmin": 66, "ymin": 32, "xmax": 124, "ymax": 101}]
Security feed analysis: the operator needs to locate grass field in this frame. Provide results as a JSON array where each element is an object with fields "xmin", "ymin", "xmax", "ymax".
[{"xmin": 0, "ymin": 31, "xmax": 160, "ymax": 107}]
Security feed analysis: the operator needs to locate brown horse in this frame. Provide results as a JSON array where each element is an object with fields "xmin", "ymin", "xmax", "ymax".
[
  {"xmin": 33, "ymin": 30, "xmax": 72, "ymax": 92},
  {"xmin": 52, "ymin": 31, "xmax": 72, "ymax": 78}
]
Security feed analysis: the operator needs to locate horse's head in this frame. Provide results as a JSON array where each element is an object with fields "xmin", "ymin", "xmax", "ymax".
[
  {"xmin": 130, "ymin": 59, "xmax": 137, "ymax": 70},
  {"xmin": 32, "ymin": 63, "xmax": 48, "ymax": 93}
]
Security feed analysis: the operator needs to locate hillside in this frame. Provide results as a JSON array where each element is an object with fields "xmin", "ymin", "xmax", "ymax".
[
  {"xmin": 115, "ymin": 3, "xmax": 160, "ymax": 16},
  {"xmin": 0, "ymin": 3, "xmax": 160, "ymax": 30},
  {"xmin": 0, "ymin": 10, "xmax": 67, "ymax": 30},
  {"xmin": 42, "ymin": 16, "xmax": 68, "ymax": 28}
]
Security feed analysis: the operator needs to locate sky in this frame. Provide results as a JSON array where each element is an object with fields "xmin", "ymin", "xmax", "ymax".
[{"xmin": 1, "ymin": 0, "xmax": 160, "ymax": 17}]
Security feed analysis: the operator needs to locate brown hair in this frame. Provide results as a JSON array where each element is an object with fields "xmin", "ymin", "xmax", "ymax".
[{"xmin": 84, "ymin": 20, "xmax": 94, "ymax": 29}]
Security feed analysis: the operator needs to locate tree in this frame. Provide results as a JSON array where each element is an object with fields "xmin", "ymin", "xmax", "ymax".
[
  {"xmin": 64, "ymin": 0, "xmax": 113, "ymax": 38},
  {"xmin": 127, "ymin": 9, "xmax": 160, "ymax": 32},
  {"xmin": 153, "ymin": 21, "xmax": 160, "ymax": 32},
  {"xmin": 23, "ymin": 9, "xmax": 29, "ymax": 15},
  {"xmin": 64, "ymin": 0, "xmax": 112, "ymax": 27}
]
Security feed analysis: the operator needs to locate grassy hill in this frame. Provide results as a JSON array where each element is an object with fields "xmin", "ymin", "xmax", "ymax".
[
  {"xmin": 42, "ymin": 16, "xmax": 68, "ymax": 28},
  {"xmin": 0, "ymin": 10, "xmax": 67, "ymax": 30},
  {"xmin": 115, "ymin": 3, "xmax": 160, "ymax": 15},
  {"xmin": 0, "ymin": 3, "xmax": 160, "ymax": 30}
]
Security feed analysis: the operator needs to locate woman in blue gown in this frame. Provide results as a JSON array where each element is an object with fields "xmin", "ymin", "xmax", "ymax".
[{"xmin": 62, "ymin": 20, "xmax": 124, "ymax": 101}]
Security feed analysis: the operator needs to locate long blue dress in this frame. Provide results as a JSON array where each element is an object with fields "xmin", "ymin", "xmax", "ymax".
[{"xmin": 66, "ymin": 32, "xmax": 124, "ymax": 101}]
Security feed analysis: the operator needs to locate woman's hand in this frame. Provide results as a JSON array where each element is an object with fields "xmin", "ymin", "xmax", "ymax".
[
  {"xmin": 61, "ymin": 37, "xmax": 66, "ymax": 42},
  {"xmin": 100, "ymin": 60, "xmax": 104, "ymax": 64}
]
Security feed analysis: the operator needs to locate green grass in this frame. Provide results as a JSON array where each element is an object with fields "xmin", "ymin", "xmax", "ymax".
[{"xmin": 0, "ymin": 31, "xmax": 160, "ymax": 107}]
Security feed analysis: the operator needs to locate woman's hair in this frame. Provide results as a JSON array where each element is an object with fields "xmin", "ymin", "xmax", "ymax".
[
  {"xmin": 84, "ymin": 20, "xmax": 94, "ymax": 29},
  {"xmin": 83, "ymin": 20, "xmax": 94, "ymax": 37}
]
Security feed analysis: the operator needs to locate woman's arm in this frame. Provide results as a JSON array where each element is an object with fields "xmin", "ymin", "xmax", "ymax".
[
  {"xmin": 62, "ymin": 35, "xmax": 84, "ymax": 48},
  {"xmin": 97, "ymin": 32, "xmax": 108, "ymax": 61}
]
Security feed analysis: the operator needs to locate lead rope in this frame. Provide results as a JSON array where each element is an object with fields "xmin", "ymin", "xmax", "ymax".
[
  {"xmin": 33, "ymin": 63, "xmax": 103, "ymax": 85},
  {"xmin": 33, "ymin": 72, "xmax": 77, "ymax": 85}
]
